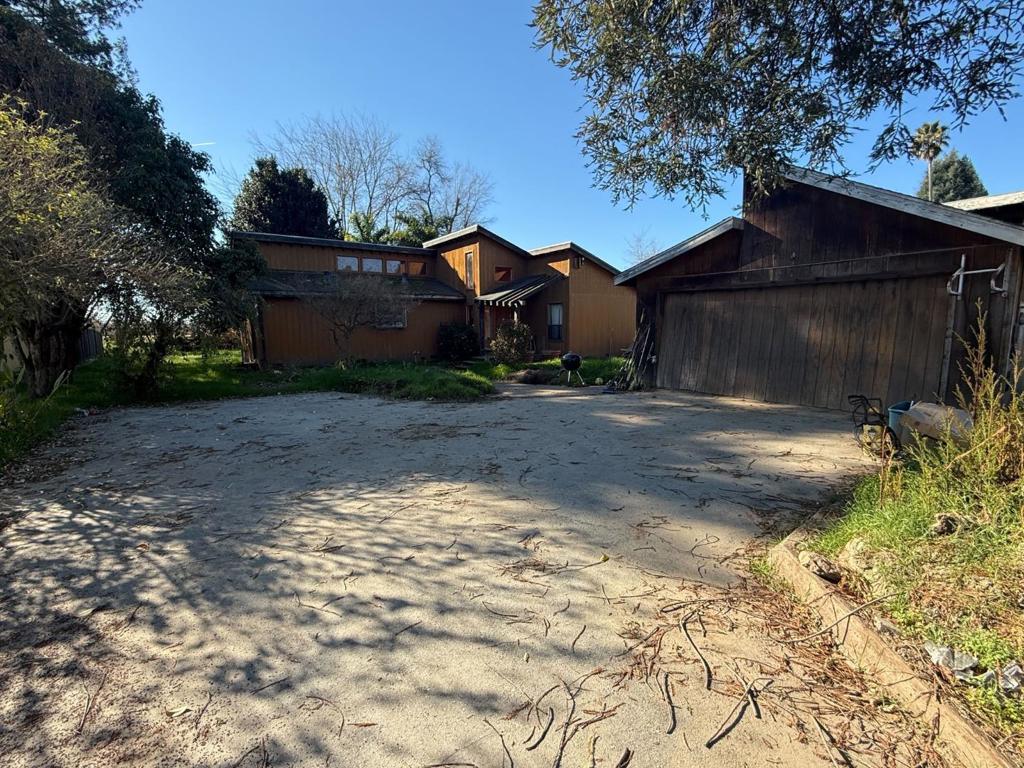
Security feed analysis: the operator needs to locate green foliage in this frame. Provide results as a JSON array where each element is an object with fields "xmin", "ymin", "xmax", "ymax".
[
  {"xmin": 347, "ymin": 210, "xmax": 392, "ymax": 244},
  {"xmin": 469, "ymin": 355, "xmax": 626, "ymax": 385},
  {"xmin": 917, "ymin": 150, "xmax": 988, "ymax": 203},
  {"xmin": 391, "ymin": 209, "xmax": 453, "ymax": 247},
  {"xmin": 910, "ymin": 121, "xmax": 949, "ymax": 164},
  {"xmin": 488, "ymin": 322, "xmax": 534, "ymax": 366},
  {"xmin": 532, "ymin": 1, "xmax": 1024, "ymax": 209},
  {"xmin": 811, "ymin": 324, "xmax": 1024, "ymax": 736},
  {"xmin": 230, "ymin": 156, "xmax": 334, "ymax": 238},
  {"xmin": 437, "ymin": 322, "xmax": 479, "ymax": 362}
]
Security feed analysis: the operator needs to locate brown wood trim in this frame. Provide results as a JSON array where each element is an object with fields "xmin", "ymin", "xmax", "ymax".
[{"xmin": 653, "ymin": 266, "xmax": 956, "ymax": 294}]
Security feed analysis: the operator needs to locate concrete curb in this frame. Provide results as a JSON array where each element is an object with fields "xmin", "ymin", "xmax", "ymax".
[{"xmin": 768, "ymin": 528, "xmax": 1014, "ymax": 768}]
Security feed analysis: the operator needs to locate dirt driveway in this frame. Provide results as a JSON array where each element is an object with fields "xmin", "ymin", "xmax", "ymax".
[{"xmin": 2, "ymin": 386, "xmax": 930, "ymax": 767}]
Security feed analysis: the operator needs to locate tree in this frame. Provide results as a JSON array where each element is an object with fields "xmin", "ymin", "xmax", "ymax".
[
  {"xmin": 1, "ymin": 1, "xmax": 257, "ymax": 394},
  {"xmin": 230, "ymin": 157, "xmax": 334, "ymax": 237},
  {"xmin": 624, "ymin": 229, "xmax": 661, "ymax": 265},
  {"xmin": 306, "ymin": 274, "xmax": 417, "ymax": 360},
  {"xmin": 917, "ymin": 149, "xmax": 987, "ymax": 203},
  {"xmin": 256, "ymin": 118, "xmax": 494, "ymax": 245},
  {"xmin": 532, "ymin": 1, "xmax": 1024, "ymax": 210},
  {"xmin": 910, "ymin": 121, "xmax": 950, "ymax": 201},
  {"xmin": 0, "ymin": 101, "xmax": 185, "ymax": 396}
]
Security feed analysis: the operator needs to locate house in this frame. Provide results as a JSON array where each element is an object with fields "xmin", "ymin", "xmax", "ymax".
[
  {"xmin": 614, "ymin": 168, "xmax": 1024, "ymax": 410},
  {"xmin": 234, "ymin": 226, "xmax": 635, "ymax": 367}
]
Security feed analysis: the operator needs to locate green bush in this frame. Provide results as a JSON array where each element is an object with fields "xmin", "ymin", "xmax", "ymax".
[
  {"xmin": 437, "ymin": 322, "xmax": 479, "ymax": 362},
  {"xmin": 489, "ymin": 322, "xmax": 533, "ymax": 365}
]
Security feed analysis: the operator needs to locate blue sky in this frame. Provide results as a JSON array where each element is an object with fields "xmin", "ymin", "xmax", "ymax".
[{"xmin": 119, "ymin": 0, "xmax": 1024, "ymax": 268}]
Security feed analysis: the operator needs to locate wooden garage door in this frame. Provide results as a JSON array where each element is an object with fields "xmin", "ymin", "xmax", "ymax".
[{"xmin": 655, "ymin": 277, "xmax": 951, "ymax": 410}]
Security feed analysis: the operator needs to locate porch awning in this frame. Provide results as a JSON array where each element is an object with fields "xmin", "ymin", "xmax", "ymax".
[{"xmin": 475, "ymin": 273, "xmax": 563, "ymax": 306}]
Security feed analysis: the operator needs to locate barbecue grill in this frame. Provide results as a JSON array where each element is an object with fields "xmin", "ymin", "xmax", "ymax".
[{"xmin": 561, "ymin": 352, "xmax": 585, "ymax": 386}]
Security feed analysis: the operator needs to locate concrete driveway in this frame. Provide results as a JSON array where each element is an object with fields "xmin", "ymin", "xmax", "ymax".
[{"xmin": 1, "ymin": 387, "xmax": 896, "ymax": 767}]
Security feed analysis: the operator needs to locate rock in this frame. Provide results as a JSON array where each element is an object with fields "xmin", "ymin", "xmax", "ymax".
[
  {"xmin": 929, "ymin": 513, "xmax": 959, "ymax": 537},
  {"xmin": 999, "ymin": 663, "xmax": 1024, "ymax": 693},
  {"xmin": 798, "ymin": 550, "xmax": 842, "ymax": 583}
]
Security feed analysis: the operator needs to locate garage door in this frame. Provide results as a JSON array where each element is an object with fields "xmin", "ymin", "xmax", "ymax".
[{"xmin": 655, "ymin": 277, "xmax": 952, "ymax": 410}]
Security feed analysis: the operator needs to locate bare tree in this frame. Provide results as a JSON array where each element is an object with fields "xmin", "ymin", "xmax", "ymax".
[
  {"xmin": 306, "ymin": 274, "xmax": 418, "ymax": 361},
  {"xmin": 255, "ymin": 113, "xmax": 412, "ymax": 239},
  {"xmin": 409, "ymin": 136, "xmax": 494, "ymax": 231},
  {"xmin": 624, "ymin": 229, "xmax": 662, "ymax": 265}
]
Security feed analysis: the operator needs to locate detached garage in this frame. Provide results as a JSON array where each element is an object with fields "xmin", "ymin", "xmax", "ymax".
[{"xmin": 615, "ymin": 169, "xmax": 1024, "ymax": 410}]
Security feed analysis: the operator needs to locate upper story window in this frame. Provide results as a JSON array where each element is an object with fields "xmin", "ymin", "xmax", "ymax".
[
  {"xmin": 464, "ymin": 250, "xmax": 475, "ymax": 289},
  {"xmin": 362, "ymin": 257, "xmax": 383, "ymax": 273},
  {"xmin": 407, "ymin": 260, "xmax": 426, "ymax": 276},
  {"xmin": 386, "ymin": 259, "xmax": 402, "ymax": 274},
  {"xmin": 337, "ymin": 255, "xmax": 358, "ymax": 272},
  {"xmin": 494, "ymin": 266, "xmax": 512, "ymax": 282}
]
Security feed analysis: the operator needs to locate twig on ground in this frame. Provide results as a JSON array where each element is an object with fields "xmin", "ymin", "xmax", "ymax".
[
  {"xmin": 194, "ymin": 691, "xmax": 213, "ymax": 742},
  {"xmin": 251, "ymin": 676, "xmax": 289, "ymax": 694},
  {"xmin": 571, "ymin": 624, "xmax": 587, "ymax": 654},
  {"xmin": 812, "ymin": 715, "xmax": 842, "ymax": 768},
  {"xmin": 704, "ymin": 678, "xmax": 772, "ymax": 749},
  {"xmin": 483, "ymin": 718, "xmax": 514, "ymax": 768},
  {"xmin": 76, "ymin": 671, "xmax": 109, "ymax": 733},
  {"xmin": 663, "ymin": 672, "xmax": 677, "ymax": 734},
  {"xmin": 680, "ymin": 612, "xmax": 713, "ymax": 690},
  {"xmin": 553, "ymin": 598, "xmax": 571, "ymax": 617},
  {"xmin": 614, "ymin": 747, "xmax": 633, "ymax": 767},
  {"xmin": 780, "ymin": 594, "xmax": 896, "ymax": 645},
  {"xmin": 525, "ymin": 707, "xmax": 554, "ymax": 751}
]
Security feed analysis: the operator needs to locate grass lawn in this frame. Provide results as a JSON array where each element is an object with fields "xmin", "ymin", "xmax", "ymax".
[
  {"xmin": 808, "ymin": 351, "xmax": 1024, "ymax": 739},
  {"xmin": 468, "ymin": 355, "xmax": 625, "ymax": 384},
  {"xmin": 1, "ymin": 350, "xmax": 493, "ymax": 470}
]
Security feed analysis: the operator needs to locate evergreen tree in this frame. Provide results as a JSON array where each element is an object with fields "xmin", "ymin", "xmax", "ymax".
[
  {"xmin": 231, "ymin": 157, "xmax": 334, "ymax": 238},
  {"xmin": 917, "ymin": 150, "xmax": 988, "ymax": 203}
]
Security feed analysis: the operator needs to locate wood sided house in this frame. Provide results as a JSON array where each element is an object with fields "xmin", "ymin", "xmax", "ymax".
[
  {"xmin": 615, "ymin": 168, "xmax": 1024, "ymax": 411},
  {"xmin": 234, "ymin": 225, "xmax": 636, "ymax": 366}
]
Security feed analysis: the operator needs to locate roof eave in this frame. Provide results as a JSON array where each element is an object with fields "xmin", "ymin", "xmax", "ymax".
[
  {"xmin": 529, "ymin": 241, "xmax": 621, "ymax": 276},
  {"xmin": 422, "ymin": 225, "xmax": 534, "ymax": 258},
  {"xmin": 229, "ymin": 230, "xmax": 436, "ymax": 256},
  {"xmin": 613, "ymin": 217, "xmax": 744, "ymax": 285},
  {"xmin": 784, "ymin": 168, "xmax": 1024, "ymax": 247}
]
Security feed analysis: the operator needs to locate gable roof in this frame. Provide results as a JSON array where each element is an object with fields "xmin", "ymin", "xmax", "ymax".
[
  {"xmin": 529, "ymin": 241, "xmax": 621, "ymax": 276},
  {"xmin": 613, "ymin": 217, "xmax": 744, "ymax": 286},
  {"xmin": 945, "ymin": 190, "xmax": 1024, "ymax": 212},
  {"xmin": 229, "ymin": 230, "xmax": 436, "ymax": 256},
  {"xmin": 784, "ymin": 168, "xmax": 1024, "ymax": 247},
  {"xmin": 422, "ymin": 224, "xmax": 533, "ymax": 258}
]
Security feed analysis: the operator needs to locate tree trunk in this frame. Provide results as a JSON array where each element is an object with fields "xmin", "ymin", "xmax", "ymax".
[{"xmin": 13, "ymin": 305, "xmax": 85, "ymax": 398}]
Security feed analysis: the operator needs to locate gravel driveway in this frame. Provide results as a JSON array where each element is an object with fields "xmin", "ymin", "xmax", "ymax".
[{"xmin": 1, "ymin": 386, "xmax": 895, "ymax": 767}]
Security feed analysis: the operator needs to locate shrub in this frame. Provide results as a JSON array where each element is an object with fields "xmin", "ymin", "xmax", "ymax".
[
  {"xmin": 437, "ymin": 322, "xmax": 479, "ymax": 362},
  {"xmin": 489, "ymin": 322, "xmax": 533, "ymax": 365}
]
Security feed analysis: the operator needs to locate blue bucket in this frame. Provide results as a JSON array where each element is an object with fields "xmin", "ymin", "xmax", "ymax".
[{"xmin": 888, "ymin": 400, "xmax": 913, "ymax": 431}]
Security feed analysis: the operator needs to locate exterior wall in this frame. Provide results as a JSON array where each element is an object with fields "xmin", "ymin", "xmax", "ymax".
[
  {"xmin": 640, "ymin": 179, "xmax": 1023, "ymax": 406},
  {"xmin": 522, "ymin": 275, "xmax": 571, "ymax": 357},
  {"xmin": 254, "ymin": 241, "xmax": 440, "ymax": 279},
  {"xmin": 260, "ymin": 298, "xmax": 465, "ymax": 365},
  {"xmin": 435, "ymin": 235, "xmax": 529, "ymax": 298},
  {"xmin": 566, "ymin": 258, "xmax": 637, "ymax": 357}
]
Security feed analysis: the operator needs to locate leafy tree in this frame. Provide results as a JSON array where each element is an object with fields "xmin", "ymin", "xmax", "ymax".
[
  {"xmin": 391, "ymin": 209, "xmax": 453, "ymax": 247},
  {"xmin": 0, "ymin": 101, "xmax": 185, "ymax": 396},
  {"xmin": 532, "ymin": 1, "xmax": 1024, "ymax": 210},
  {"xmin": 917, "ymin": 150, "xmax": 987, "ymax": 203},
  {"xmin": 1, "ymin": 1, "xmax": 259, "ymax": 394},
  {"xmin": 347, "ymin": 211, "xmax": 393, "ymax": 244},
  {"xmin": 910, "ymin": 122, "xmax": 950, "ymax": 201},
  {"xmin": 230, "ymin": 156, "xmax": 335, "ymax": 238}
]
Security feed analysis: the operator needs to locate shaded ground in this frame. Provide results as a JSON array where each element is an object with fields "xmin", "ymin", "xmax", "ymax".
[{"xmin": 1, "ymin": 387, "xmax": 942, "ymax": 766}]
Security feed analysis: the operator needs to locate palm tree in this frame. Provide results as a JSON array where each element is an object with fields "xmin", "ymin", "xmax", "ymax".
[{"xmin": 910, "ymin": 121, "xmax": 949, "ymax": 201}]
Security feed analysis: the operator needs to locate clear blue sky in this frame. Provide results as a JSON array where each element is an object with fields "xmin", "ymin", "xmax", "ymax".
[{"xmin": 119, "ymin": 0, "xmax": 1024, "ymax": 269}]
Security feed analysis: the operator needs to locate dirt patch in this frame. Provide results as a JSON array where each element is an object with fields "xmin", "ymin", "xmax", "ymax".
[{"xmin": 0, "ymin": 388, "xmax": 930, "ymax": 767}]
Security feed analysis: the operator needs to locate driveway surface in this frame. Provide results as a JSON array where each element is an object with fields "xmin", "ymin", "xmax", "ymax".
[{"xmin": 1, "ymin": 386, "xmax": 923, "ymax": 767}]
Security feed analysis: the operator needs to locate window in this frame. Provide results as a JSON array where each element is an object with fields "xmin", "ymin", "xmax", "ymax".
[
  {"xmin": 374, "ymin": 308, "xmax": 407, "ymax": 329},
  {"xmin": 464, "ymin": 250, "xmax": 475, "ymax": 289},
  {"xmin": 406, "ymin": 260, "xmax": 426, "ymax": 276},
  {"xmin": 547, "ymin": 303, "xmax": 564, "ymax": 341},
  {"xmin": 337, "ymin": 255, "xmax": 358, "ymax": 272},
  {"xmin": 386, "ymin": 259, "xmax": 403, "ymax": 274},
  {"xmin": 494, "ymin": 266, "xmax": 512, "ymax": 282},
  {"xmin": 361, "ymin": 257, "xmax": 383, "ymax": 273}
]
